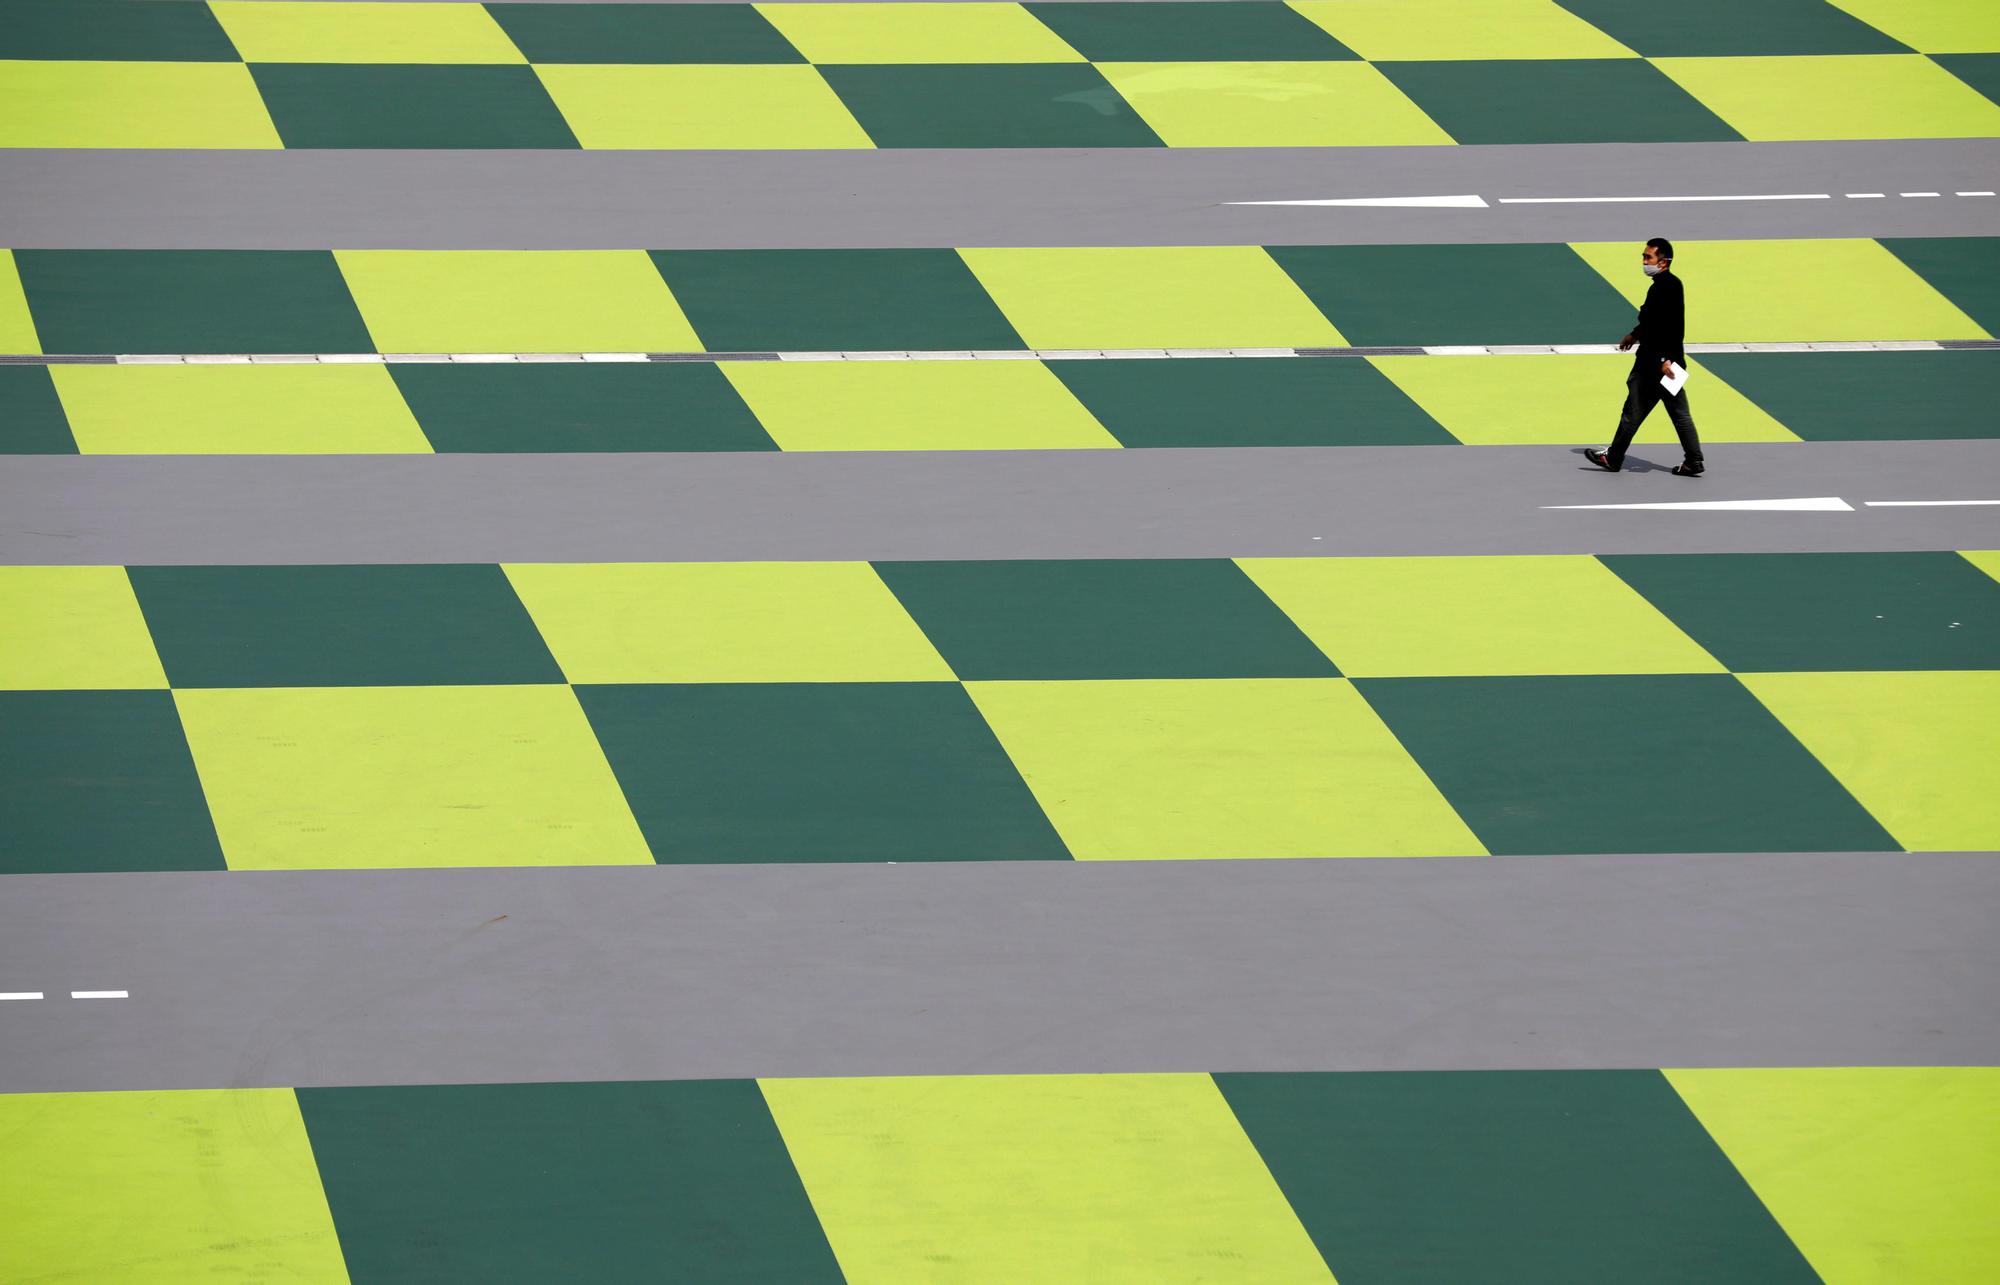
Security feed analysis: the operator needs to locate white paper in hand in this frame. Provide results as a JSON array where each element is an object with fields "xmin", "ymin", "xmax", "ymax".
[{"xmin": 1660, "ymin": 361, "xmax": 1688, "ymax": 395}]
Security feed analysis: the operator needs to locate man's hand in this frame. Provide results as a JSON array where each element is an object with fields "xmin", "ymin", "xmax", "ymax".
[
  {"xmin": 1661, "ymin": 359, "xmax": 1673, "ymax": 375},
  {"xmin": 1618, "ymin": 332, "xmax": 1636, "ymax": 351}
]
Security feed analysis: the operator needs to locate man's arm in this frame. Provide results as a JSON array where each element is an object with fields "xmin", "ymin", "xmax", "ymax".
[{"xmin": 1619, "ymin": 279, "xmax": 1655, "ymax": 350}]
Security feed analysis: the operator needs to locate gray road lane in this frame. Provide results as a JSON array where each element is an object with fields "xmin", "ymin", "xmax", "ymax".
[
  {"xmin": 4, "ymin": 142, "xmax": 1994, "ymax": 249},
  {"xmin": 0, "ymin": 854, "xmax": 1993, "ymax": 1093},
  {"xmin": 5, "ymin": 441, "xmax": 1997, "ymax": 565}
]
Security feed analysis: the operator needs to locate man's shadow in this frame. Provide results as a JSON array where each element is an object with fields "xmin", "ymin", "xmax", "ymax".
[{"xmin": 1569, "ymin": 447, "xmax": 1666, "ymax": 473}]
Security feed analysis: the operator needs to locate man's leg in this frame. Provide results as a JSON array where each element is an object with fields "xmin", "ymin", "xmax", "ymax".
[
  {"xmin": 1604, "ymin": 377, "xmax": 1658, "ymax": 469},
  {"xmin": 1663, "ymin": 387, "xmax": 1704, "ymax": 471}
]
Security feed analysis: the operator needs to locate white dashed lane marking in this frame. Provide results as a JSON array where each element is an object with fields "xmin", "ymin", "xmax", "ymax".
[
  {"xmin": 1231, "ymin": 189, "xmax": 1996, "ymax": 209},
  {"xmin": 2, "ymin": 339, "xmax": 1992, "ymax": 368}
]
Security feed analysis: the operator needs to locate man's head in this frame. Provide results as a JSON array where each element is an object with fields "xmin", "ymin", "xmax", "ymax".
[{"xmin": 1642, "ymin": 238, "xmax": 1673, "ymax": 276}]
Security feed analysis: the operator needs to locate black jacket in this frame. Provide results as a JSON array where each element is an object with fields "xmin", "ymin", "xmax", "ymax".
[{"xmin": 1629, "ymin": 271, "xmax": 1686, "ymax": 373}]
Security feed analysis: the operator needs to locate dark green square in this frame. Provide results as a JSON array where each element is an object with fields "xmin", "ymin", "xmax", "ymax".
[
  {"xmin": 1880, "ymin": 236, "xmax": 2000, "ymax": 334},
  {"xmin": 1554, "ymin": 0, "xmax": 1908, "ymax": 55},
  {"xmin": 12, "ymin": 250, "xmax": 373, "ymax": 356},
  {"xmin": 249, "ymin": 64, "xmax": 579, "ymax": 149},
  {"xmin": 1936, "ymin": 54, "xmax": 2000, "ymax": 107},
  {"xmin": 1216, "ymin": 1070, "xmax": 1818, "ymax": 1285},
  {"xmin": 874, "ymin": 559, "xmax": 1339, "ymax": 679},
  {"xmin": 0, "ymin": 0, "xmax": 239, "ymax": 60},
  {"xmin": 1266, "ymin": 244, "xmax": 1635, "ymax": 346},
  {"xmin": 650, "ymin": 249, "xmax": 1024, "ymax": 353},
  {"xmin": 298, "ymin": 1080, "xmax": 841, "ymax": 1284},
  {"xmin": 389, "ymin": 363, "xmax": 776, "ymax": 453},
  {"xmin": 1051, "ymin": 357, "xmax": 1454, "ymax": 447},
  {"xmin": 486, "ymin": 1, "xmax": 803, "ymax": 62},
  {"xmin": 0, "ymin": 690, "xmax": 224, "ymax": 874},
  {"xmin": 0, "ymin": 366, "xmax": 77, "ymax": 453},
  {"xmin": 1699, "ymin": 351, "xmax": 2000, "ymax": 440},
  {"xmin": 1355, "ymin": 674, "xmax": 1897, "ymax": 854},
  {"xmin": 1601, "ymin": 552, "xmax": 2000, "ymax": 672},
  {"xmin": 576, "ymin": 682, "xmax": 1070, "ymax": 863},
  {"xmin": 127, "ymin": 564, "xmax": 563, "ymax": 687},
  {"xmin": 1373, "ymin": 59, "xmax": 1741, "ymax": 144},
  {"xmin": 819, "ymin": 63, "xmax": 1165, "ymax": 149},
  {"xmin": 1024, "ymin": 2, "xmax": 1357, "ymax": 61}
]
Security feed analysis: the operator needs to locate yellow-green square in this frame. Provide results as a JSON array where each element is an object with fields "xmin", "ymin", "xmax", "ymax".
[
  {"xmin": 1238, "ymin": 556, "xmax": 1724, "ymax": 677},
  {"xmin": 0, "ymin": 566, "xmax": 167, "ymax": 690},
  {"xmin": 1827, "ymin": 0, "xmax": 2000, "ymax": 54},
  {"xmin": 0, "ymin": 251, "xmax": 39, "ymax": 353},
  {"xmin": 959, "ymin": 246, "xmax": 1346, "ymax": 349},
  {"xmin": 1653, "ymin": 54, "xmax": 2000, "ymax": 140},
  {"xmin": 51, "ymin": 364, "xmax": 430, "ymax": 454},
  {"xmin": 536, "ymin": 64, "xmax": 874, "ymax": 149},
  {"xmin": 210, "ymin": 1, "xmax": 527, "ymax": 63},
  {"xmin": 1570, "ymin": 239, "xmax": 1992, "ymax": 341},
  {"xmin": 755, "ymin": 2, "xmax": 1085, "ymax": 63},
  {"xmin": 1365, "ymin": 353, "xmax": 1799, "ymax": 444},
  {"xmin": 1739, "ymin": 671, "xmax": 2000, "ymax": 851},
  {"xmin": 503, "ymin": 562, "xmax": 954, "ymax": 682},
  {"xmin": 175, "ymin": 684, "xmax": 653, "ymax": 870},
  {"xmin": 1097, "ymin": 61, "xmax": 1453, "ymax": 146},
  {"xmin": 719, "ymin": 360, "xmax": 1118, "ymax": 451},
  {"xmin": 0, "ymin": 61, "xmax": 282, "ymax": 148},
  {"xmin": 760, "ymin": 1073, "xmax": 1333, "ymax": 1282},
  {"xmin": 1289, "ymin": 0, "xmax": 1636, "ymax": 60},
  {"xmin": 1668, "ymin": 1068, "xmax": 2000, "ymax": 1284},
  {"xmin": 966, "ymin": 677, "xmax": 1483, "ymax": 858},
  {"xmin": 0, "ymin": 1088, "xmax": 347, "ymax": 1284},
  {"xmin": 1965, "ymin": 549, "xmax": 2000, "ymax": 585},
  {"xmin": 335, "ymin": 250, "xmax": 703, "ymax": 353}
]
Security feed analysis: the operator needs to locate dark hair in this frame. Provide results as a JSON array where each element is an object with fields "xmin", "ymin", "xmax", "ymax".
[{"xmin": 1646, "ymin": 237, "xmax": 1674, "ymax": 261}]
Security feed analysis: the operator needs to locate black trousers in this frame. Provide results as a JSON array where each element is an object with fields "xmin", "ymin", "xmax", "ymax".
[{"xmin": 1607, "ymin": 373, "xmax": 1703, "ymax": 468}]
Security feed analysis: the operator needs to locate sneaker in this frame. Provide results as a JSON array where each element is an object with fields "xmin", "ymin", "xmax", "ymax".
[
  {"xmin": 1583, "ymin": 449, "xmax": 1619, "ymax": 472},
  {"xmin": 1671, "ymin": 462, "xmax": 1705, "ymax": 477}
]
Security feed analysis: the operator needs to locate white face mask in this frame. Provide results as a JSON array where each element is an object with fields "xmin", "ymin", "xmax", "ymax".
[{"xmin": 1642, "ymin": 262, "xmax": 1666, "ymax": 277}]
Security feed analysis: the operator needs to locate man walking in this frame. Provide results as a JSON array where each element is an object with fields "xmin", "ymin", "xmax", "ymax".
[{"xmin": 1585, "ymin": 237, "xmax": 1705, "ymax": 476}]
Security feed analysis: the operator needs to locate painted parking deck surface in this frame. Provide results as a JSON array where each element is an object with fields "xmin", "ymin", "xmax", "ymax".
[{"xmin": 5, "ymin": 2, "xmax": 2000, "ymax": 1282}]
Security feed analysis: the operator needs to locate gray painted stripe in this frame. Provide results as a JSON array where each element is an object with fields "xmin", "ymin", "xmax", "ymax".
[
  {"xmin": 0, "ymin": 340, "xmax": 1974, "ymax": 366},
  {"xmin": 5, "ymin": 141, "xmax": 1995, "ymax": 250},
  {"xmin": 0, "ymin": 854, "xmax": 1993, "ymax": 1092},
  {"xmin": 6, "ymin": 442, "xmax": 1997, "ymax": 565}
]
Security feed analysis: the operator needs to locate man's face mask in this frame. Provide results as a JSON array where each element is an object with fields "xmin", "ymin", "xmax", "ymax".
[{"xmin": 1642, "ymin": 261, "xmax": 1666, "ymax": 277}]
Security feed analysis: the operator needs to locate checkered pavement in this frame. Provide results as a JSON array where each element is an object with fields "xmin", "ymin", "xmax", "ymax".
[
  {"xmin": 3, "ymin": 0, "xmax": 1998, "ymax": 148},
  {"xmin": 7, "ymin": 552, "xmax": 1998, "ymax": 872},
  {"xmin": 5, "ymin": 1067, "xmax": 1995, "ymax": 1281},
  {"xmin": 3, "ymin": 238, "xmax": 1995, "ymax": 453}
]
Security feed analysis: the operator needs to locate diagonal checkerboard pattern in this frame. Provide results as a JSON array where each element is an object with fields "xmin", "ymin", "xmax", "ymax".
[
  {"xmin": 2, "ymin": 0, "xmax": 1998, "ymax": 148},
  {"xmin": 3, "ymin": 239, "xmax": 1995, "ymax": 454},
  {"xmin": 6, "ymin": 551, "xmax": 1997, "ymax": 872},
  {"xmin": 4, "ymin": 1067, "xmax": 1994, "ymax": 1282},
  {"xmin": 6, "ymin": 3, "xmax": 1997, "ymax": 1279}
]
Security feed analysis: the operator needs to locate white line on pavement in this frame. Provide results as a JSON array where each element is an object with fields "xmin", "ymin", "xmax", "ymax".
[
  {"xmin": 70, "ymin": 990, "xmax": 130, "ymax": 1000},
  {"xmin": 1498, "ymin": 193, "xmax": 1830, "ymax": 204},
  {"xmin": 1226, "ymin": 194, "xmax": 1489, "ymax": 208},
  {"xmin": 19, "ymin": 339, "xmax": 1969, "ymax": 367},
  {"xmin": 1863, "ymin": 499, "xmax": 2000, "ymax": 507},
  {"xmin": 0, "ymin": 992, "xmax": 45, "ymax": 1001},
  {"xmin": 1236, "ymin": 190, "xmax": 1988, "ymax": 207},
  {"xmin": 1544, "ymin": 497, "xmax": 1856, "ymax": 512}
]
